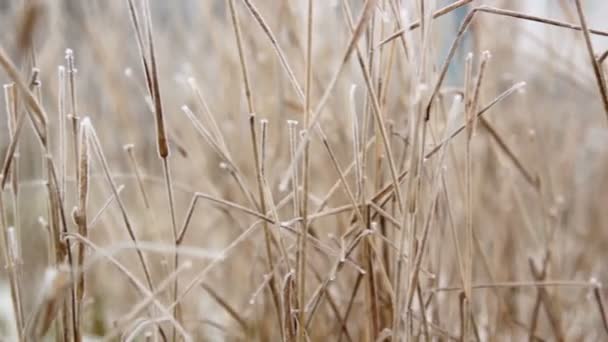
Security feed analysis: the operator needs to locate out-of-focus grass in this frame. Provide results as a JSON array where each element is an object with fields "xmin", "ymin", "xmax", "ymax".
[{"xmin": 0, "ymin": 0, "xmax": 608, "ymax": 340}]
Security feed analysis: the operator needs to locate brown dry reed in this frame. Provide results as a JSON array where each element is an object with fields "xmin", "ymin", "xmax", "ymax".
[{"xmin": 1, "ymin": 0, "xmax": 608, "ymax": 341}]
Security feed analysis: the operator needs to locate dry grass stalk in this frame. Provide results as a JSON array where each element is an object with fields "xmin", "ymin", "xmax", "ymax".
[
  {"xmin": 296, "ymin": 1, "xmax": 315, "ymax": 339},
  {"xmin": 591, "ymin": 279, "xmax": 608, "ymax": 337},
  {"xmin": 573, "ymin": 0, "xmax": 608, "ymax": 121},
  {"xmin": 57, "ymin": 66, "xmax": 67, "ymax": 198},
  {"xmin": 65, "ymin": 49, "xmax": 80, "ymax": 177},
  {"xmin": 371, "ymin": 81, "xmax": 526, "ymax": 207},
  {"xmin": 123, "ymin": 144, "xmax": 151, "ymax": 209},
  {"xmin": 0, "ymin": 47, "xmax": 48, "ymax": 127},
  {"xmin": 201, "ymin": 282, "xmax": 249, "ymax": 333},
  {"xmin": 3, "ymin": 84, "xmax": 19, "ymax": 196},
  {"xmin": 0, "ymin": 183, "xmax": 24, "ymax": 341},
  {"xmin": 82, "ymin": 118, "xmax": 156, "ymax": 293},
  {"xmin": 0, "ymin": 70, "xmax": 41, "ymax": 189},
  {"xmin": 381, "ymin": 3, "xmax": 608, "ymax": 48},
  {"xmin": 280, "ymin": 0, "xmax": 380, "ymax": 191},
  {"xmin": 73, "ymin": 119, "xmax": 90, "ymax": 342},
  {"xmin": 181, "ymin": 104, "xmax": 259, "ymax": 208},
  {"xmin": 25, "ymin": 268, "xmax": 70, "ymax": 340},
  {"xmin": 88, "ymin": 184, "xmax": 125, "ymax": 229},
  {"xmin": 45, "ymin": 156, "xmax": 78, "ymax": 342},
  {"xmin": 227, "ymin": 0, "xmax": 283, "ymax": 334},
  {"xmin": 127, "ymin": 2, "xmax": 181, "ymax": 336},
  {"xmin": 65, "ymin": 233, "xmax": 187, "ymax": 341},
  {"xmin": 2, "ymin": 1, "xmax": 608, "ymax": 340}
]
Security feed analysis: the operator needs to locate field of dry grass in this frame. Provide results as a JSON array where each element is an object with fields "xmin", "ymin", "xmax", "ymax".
[{"xmin": 1, "ymin": 0, "xmax": 608, "ymax": 340}]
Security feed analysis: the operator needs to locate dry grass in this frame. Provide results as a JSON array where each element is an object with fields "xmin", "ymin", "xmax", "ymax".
[{"xmin": 1, "ymin": 0, "xmax": 608, "ymax": 340}]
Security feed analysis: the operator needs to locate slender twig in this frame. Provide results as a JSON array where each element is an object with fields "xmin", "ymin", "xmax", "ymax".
[
  {"xmin": 371, "ymin": 82, "xmax": 526, "ymax": 206},
  {"xmin": 123, "ymin": 144, "xmax": 151, "ymax": 209},
  {"xmin": 200, "ymin": 283, "xmax": 249, "ymax": 332},
  {"xmin": 380, "ymin": 4, "xmax": 608, "ymax": 48},
  {"xmin": 73, "ymin": 119, "xmax": 90, "ymax": 342},
  {"xmin": 227, "ymin": 0, "xmax": 282, "ymax": 333},
  {"xmin": 573, "ymin": 0, "xmax": 608, "ymax": 121},
  {"xmin": 279, "ymin": 0, "xmax": 379, "ymax": 191},
  {"xmin": 297, "ymin": 1, "xmax": 314, "ymax": 339},
  {"xmin": 66, "ymin": 234, "xmax": 190, "ymax": 342},
  {"xmin": 0, "ymin": 180, "xmax": 24, "ymax": 341},
  {"xmin": 82, "ymin": 118, "xmax": 156, "ymax": 292},
  {"xmin": 592, "ymin": 279, "xmax": 608, "ymax": 336}
]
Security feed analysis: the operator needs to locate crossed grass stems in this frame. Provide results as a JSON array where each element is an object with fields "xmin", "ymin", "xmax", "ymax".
[{"xmin": 0, "ymin": 0, "xmax": 607, "ymax": 340}]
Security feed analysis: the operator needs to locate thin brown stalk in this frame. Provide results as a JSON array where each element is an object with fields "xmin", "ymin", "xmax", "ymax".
[
  {"xmin": 259, "ymin": 120, "xmax": 291, "ymax": 273},
  {"xmin": 66, "ymin": 49, "xmax": 80, "ymax": 178},
  {"xmin": 73, "ymin": 119, "xmax": 90, "ymax": 342},
  {"xmin": 479, "ymin": 117, "xmax": 538, "ymax": 189},
  {"xmin": 599, "ymin": 49, "xmax": 608, "ymax": 64},
  {"xmin": 423, "ymin": 4, "xmax": 608, "ymax": 121},
  {"xmin": 348, "ymin": 85, "xmax": 363, "ymax": 199},
  {"xmin": 0, "ymin": 182, "xmax": 24, "ymax": 341},
  {"xmin": 0, "ymin": 46, "xmax": 48, "ymax": 127},
  {"xmin": 131, "ymin": 1, "xmax": 181, "ymax": 334},
  {"xmin": 176, "ymin": 195, "xmax": 368, "ymax": 312},
  {"xmin": 305, "ymin": 266, "xmax": 353, "ymax": 342},
  {"xmin": 0, "ymin": 71, "xmax": 41, "ymax": 190},
  {"xmin": 106, "ymin": 262, "xmax": 193, "ymax": 342},
  {"xmin": 228, "ymin": 9, "xmax": 281, "ymax": 332},
  {"xmin": 381, "ymin": 3, "xmax": 608, "ymax": 48},
  {"xmin": 181, "ymin": 105, "xmax": 259, "ymax": 209},
  {"xmin": 342, "ymin": 17, "xmax": 407, "ymax": 332},
  {"xmin": 200, "ymin": 283, "xmax": 249, "ymax": 332},
  {"xmin": 170, "ymin": 221, "xmax": 264, "ymax": 311},
  {"xmin": 187, "ymin": 78, "xmax": 228, "ymax": 152},
  {"xmin": 280, "ymin": 0, "xmax": 379, "ymax": 191},
  {"xmin": 337, "ymin": 273, "xmax": 364, "ymax": 342},
  {"xmin": 371, "ymin": 82, "xmax": 526, "ymax": 206},
  {"xmin": 288, "ymin": 121, "xmax": 301, "ymax": 219},
  {"xmin": 315, "ymin": 138, "xmax": 376, "ymax": 214},
  {"xmin": 82, "ymin": 118, "xmax": 156, "ymax": 292},
  {"xmin": 301, "ymin": 229, "xmax": 374, "ymax": 329},
  {"xmin": 592, "ymin": 280, "xmax": 608, "ymax": 336},
  {"xmin": 66, "ymin": 234, "xmax": 187, "ymax": 342},
  {"xmin": 141, "ymin": 0, "xmax": 169, "ymax": 160},
  {"xmin": 527, "ymin": 255, "xmax": 549, "ymax": 342},
  {"xmin": 368, "ymin": 201, "xmax": 400, "ymax": 228},
  {"xmin": 4, "ymin": 83, "xmax": 19, "ymax": 196},
  {"xmin": 25, "ymin": 268, "xmax": 69, "ymax": 341},
  {"xmin": 404, "ymin": 96, "xmax": 462, "ymax": 314},
  {"xmin": 434, "ymin": 280, "xmax": 596, "ymax": 293},
  {"xmin": 3, "ymin": 84, "xmax": 22, "ymax": 314},
  {"xmin": 58, "ymin": 66, "xmax": 67, "ymax": 198},
  {"xmin": 44, "ymin": 173, "xmax": 65, "ymax": 342},
  {"xmin": 313, "ymin": 128, "xmax": 378, "ymax": 336},
  {"xmin": 174, "ymin": 191, "xmax": 364, "ymax": 274},
  {"xmin": 88, "ymin": 184, "xmax": 125, "ymax": 228},
  {"xmin": 282, "ymin": 271, "xmax": 296, "ymax": 341},
  {"xmin": 45, "ymin": 156, "xmax": 78, "ymax": 342},
  {"xmin": 123, "ymin": 144, "xmax": 151, "ymax": 209},
  {"xmin": 239, "ymin": 0, "xmax": 304, "ymax": 100},
  {"xmin": 341, "ymin": 0, "xmax": 405, "ymax": 211},
  {"xmin": 315, "ymin": 129, "xmax": 365, "ymax": 235},
  {"xmin": 342, "ymin": 2, "xmax": 413, "ymax": 337},
  {"xmin": 297, "ymin": 0, "xmax": 314, "ymax": 338},
  {"xmin": 573, "ymin": 0, "xmax": 608, "ymax": 121},
  {"xmin": 528, "ymin": 259, "xmax": 564, "ymax": 341},
  {"xmin": 425, "ymin": 10, "xmax": 475, "ymax": 121},
  {"xmin": 229, "ymin": 0, "xmax": 282, "ymax": 331},
  {"xmin": 442, "ymin": 175, "xmax": 467, "ymax": 297}
]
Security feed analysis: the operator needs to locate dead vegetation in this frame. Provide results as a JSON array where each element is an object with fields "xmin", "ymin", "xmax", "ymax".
[{"xmin": 0, "ymin": 0, "xmax": 608, "ymax": 340}]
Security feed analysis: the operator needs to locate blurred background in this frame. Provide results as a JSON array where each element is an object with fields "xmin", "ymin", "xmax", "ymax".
[{"xmin": 1, "ymin": 0, "xmax": 608, "ymax": 340}]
